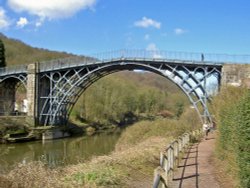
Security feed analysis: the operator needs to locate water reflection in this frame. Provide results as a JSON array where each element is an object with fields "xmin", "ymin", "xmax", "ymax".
[{"xmin": 0, "ymin": 131, "xmax": 121, "ymax": 174}]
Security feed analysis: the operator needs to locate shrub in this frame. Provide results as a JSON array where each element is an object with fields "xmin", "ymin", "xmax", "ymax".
[
  {"xmin": 212, "ymin": 87, "xmax": 250, "ymax": 187},
  {"xmin": 235, "ymin": 91, "xmax": 250, "ymax": 187}
]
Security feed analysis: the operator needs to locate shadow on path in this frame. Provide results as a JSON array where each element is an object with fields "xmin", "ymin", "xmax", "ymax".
[
  {"xmin": 169, "ymin": 133, "xmax": 220, "ymax": 188},
  {"xmin": 172, "ymin": 143, "xmax": 199, "ymax": 188}
]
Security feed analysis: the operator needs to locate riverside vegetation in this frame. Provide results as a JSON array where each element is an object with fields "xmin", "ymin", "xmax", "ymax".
[{"xmin": 211, "ymin": 87, "xmax": 250, "ymax": 188}]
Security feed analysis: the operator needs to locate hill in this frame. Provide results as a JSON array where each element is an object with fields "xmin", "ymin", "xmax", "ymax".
[{"xmin": 0, "ymin": 33, "xmax": 74, "ymax": 66}]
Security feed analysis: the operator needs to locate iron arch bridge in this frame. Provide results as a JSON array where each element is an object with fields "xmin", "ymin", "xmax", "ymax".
[{"xmin": 0, "ymin": 50, "xmax": 225, "ymax": 126}]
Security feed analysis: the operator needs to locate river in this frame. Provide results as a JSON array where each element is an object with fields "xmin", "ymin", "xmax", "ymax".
[{"xmin": 0, "ymin": 131, "xmax": 121, "ymax": 174}]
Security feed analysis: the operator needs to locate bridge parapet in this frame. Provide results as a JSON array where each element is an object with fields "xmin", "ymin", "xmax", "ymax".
[
  {"xmin": 32, "ymin": 49, "xmax": 250, "ymax": 72},
  {"xmin": 90, "ymin": 49, "xmax": 250, "ymax": 64},
  {"xmin": 0, "ymin": 64, "xmax": 27, "ymax": 76},
  {"xmin": 1, "ymin": 50, "xmax": 250, "ymax": 76},
  {"xmin": 34, "ymin": 50, "xmax": 250, "ymax": 73}
]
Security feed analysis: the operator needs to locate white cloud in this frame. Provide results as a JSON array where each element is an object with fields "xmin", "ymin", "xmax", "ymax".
[
  {"xmin": 146, "ymin": 43, "xmax": 162, "ymax": 58},
  {"xmin": 16, "ymin": 17, "xmax": 28, "ymax": 27},
  {"xmin": 8, "ymin": 0, "xmax": 96, "ymax": 20},
  {"xmin": 35, "ymin": 21, "xmax": 42, "ymax": 27},
  {"xmin": 0, "ymin": 7, "xmax": 10, "ymax": 29},
  {"xmin": 174, "ymin": 28, "xmax": 188, "ymax": 35},
  {"xmin": 134, "ymin": 17, "xmax": 161, "ymax": 29}
]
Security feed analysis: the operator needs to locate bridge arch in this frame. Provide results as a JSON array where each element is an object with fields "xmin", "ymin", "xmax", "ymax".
[
  {"xmin": 0, "ymin": 75, "xmax": 27, "ymax": 115},
  {"xmin": 39, "ymin": 59, "xmax": 219, "ymax": 126}
]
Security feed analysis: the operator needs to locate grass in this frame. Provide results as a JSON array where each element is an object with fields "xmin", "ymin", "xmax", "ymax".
[{"xmin": 1, "ymin": 108, "xmax": 200, "ymax": 187}]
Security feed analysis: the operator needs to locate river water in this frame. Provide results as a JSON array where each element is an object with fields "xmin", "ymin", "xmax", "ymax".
[{"xmin": 0, "ymin": 131, "xmax": 121, "ymax": 174}]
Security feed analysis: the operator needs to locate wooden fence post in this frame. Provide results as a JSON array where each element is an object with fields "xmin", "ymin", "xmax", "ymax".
[{"xmin": 153, "ymin": 129, "xmax": 202, "ymax": 187}]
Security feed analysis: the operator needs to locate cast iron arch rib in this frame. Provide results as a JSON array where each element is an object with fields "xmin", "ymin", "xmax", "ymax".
[{"xmin": 38, "ymin": 58, "xmax": 220, "ymax": 126}]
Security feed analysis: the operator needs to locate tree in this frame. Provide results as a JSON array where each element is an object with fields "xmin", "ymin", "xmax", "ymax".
[{"xmin": 0, "ymin": 39, "xmax": 6, "ymax": 67}]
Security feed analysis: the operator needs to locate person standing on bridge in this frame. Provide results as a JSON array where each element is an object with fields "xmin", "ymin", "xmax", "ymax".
[{"xmin": 201, "ymin": 53, "xmax": 204, "ymax": 61}]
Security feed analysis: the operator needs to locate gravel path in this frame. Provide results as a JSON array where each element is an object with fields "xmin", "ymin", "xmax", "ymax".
[{"xmin": 169, "ymin": 131, "xmax": 220, "ymax": 188}]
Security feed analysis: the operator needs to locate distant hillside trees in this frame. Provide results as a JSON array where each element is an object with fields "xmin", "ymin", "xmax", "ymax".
[
  {"xmin": 0, "ymin": 33, "xmax": 72, "ymax": 66},
  {"xmin": 71, "ymin": 72, "xmax": 189, "ymax": 126},
  {"xmin": 0, "ymin": 39, "xmax": 6, "ymax": 67}
]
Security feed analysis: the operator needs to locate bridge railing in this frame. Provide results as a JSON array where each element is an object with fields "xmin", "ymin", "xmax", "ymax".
[
  {"xmin": 1, "ymin": 49, "xmax": 250, "ymax": 75},
  {"xmin": 36, "ymin": 49, "xmax": 250, "ymax": 72},
  {"xmin": 39, "ymin": 56, "xmax": 97, "ymax": 72},
  {"xmin": 152, "ymin": 129, "xmax": 203, "ymax": 188},
  {"xmin": 0, "ymin": 64, "xmax": 27, "ymax": 76},
  {"xmin": 90, "ymin": 49, "xmax": 250, "ymax": 64}
]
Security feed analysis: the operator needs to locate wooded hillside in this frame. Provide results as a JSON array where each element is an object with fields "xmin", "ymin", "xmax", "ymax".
[{"xmin": 0, "ymin": 33, "xmax": 74, "ymax": 66}]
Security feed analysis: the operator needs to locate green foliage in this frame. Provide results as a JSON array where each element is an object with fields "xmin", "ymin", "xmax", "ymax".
[
  {"xmin": 71, "ymin": 72, "xmax": 189, "ymax": 126},
  {"xmin": 235, "ymin": 92, "xmax": 250, "ymax": 187},
  {"xmin": 73, "ymin": 166, "xmax": 122, "ymax": 186},
  {"xmin": 175, "ymin": 101, "xmax": 184, "ymax": 118},
  {"xmin": 116, "ymin": 108, "xmax": 200, "ymax": 151},
  {"xmin": 0, "ymin": 39, "xmax": 6, "ymax": 67},
  {"xmin": 212, "ymin": 87, "xmax": 250, "ymax": 188}
]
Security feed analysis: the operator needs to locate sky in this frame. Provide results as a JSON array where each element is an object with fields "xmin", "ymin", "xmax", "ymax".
[{"xmin": 0, "ymin": 0, "xmax": 250, "ymax": 56}]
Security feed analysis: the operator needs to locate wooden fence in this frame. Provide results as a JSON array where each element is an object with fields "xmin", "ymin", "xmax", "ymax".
[{"xmin": 152, "ymin": 129, "xmax": 203, "ymax": 188}]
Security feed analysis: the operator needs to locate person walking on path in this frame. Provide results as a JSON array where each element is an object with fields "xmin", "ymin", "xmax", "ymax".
[{"xmin": 203, "ymin": 123, "xmax": 210, "ymax": 140}]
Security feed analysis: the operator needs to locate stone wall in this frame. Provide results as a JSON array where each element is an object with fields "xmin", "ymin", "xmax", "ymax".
[{"xmin": 222, "ymin": 64, "xmax": 250, "ymax": 88}]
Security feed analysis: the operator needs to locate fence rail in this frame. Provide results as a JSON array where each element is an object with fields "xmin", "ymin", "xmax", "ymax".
[{"xmin": 152, "ymin": 129, "xmax": 203, "ymax": 188}]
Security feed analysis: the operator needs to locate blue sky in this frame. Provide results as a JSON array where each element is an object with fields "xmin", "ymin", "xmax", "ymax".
[{"xmin": 0, "ymin": 0, "xmax": 250, "ymax": 56}]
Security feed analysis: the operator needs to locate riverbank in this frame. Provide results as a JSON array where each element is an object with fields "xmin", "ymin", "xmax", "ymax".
[
  {"xmin": 0, "ymin": 116, "xmax": 119, "ymax": 144},
  {"xmin": 0, "ymin": 109, "xmax": 201, "ymax": 187},
  {"xmin": 0, "ymin": 113, "xmax": 162, "ymax": 144}
]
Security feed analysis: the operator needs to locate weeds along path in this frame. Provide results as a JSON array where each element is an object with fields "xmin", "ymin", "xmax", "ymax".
[{"xmin": 169, "ymin": 131, "xmax": 220, "ymax": 188}]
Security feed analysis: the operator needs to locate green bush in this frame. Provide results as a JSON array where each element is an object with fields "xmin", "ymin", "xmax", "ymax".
[
  {"xmin": 213, "ymin": 87, "xmax": 250, "ymax": 188},
  {"xmin": 235, "ymin": 92, "xmax": 250, "ymax": 187}
]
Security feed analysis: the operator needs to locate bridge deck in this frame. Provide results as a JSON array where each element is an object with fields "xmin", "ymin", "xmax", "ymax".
[{"xmin": 2, "ymin": 48, "xmax": 249, "ymax": 76}]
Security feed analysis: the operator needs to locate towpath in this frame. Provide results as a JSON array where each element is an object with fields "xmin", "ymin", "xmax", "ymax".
[{"xmin": 169, "ymin": 131, "xmax": 220, "ymax": 188}]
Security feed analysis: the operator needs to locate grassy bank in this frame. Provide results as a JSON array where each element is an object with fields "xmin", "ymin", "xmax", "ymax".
[
  {"xmin": 1, "ymin": 108, "xmax": 200, "ymax": 187},
  {"xmin": 211, "ymin": 87, "xmax": 250, "ymax": 188}
]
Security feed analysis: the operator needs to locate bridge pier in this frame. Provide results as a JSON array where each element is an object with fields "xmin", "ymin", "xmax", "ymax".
[{"xmin": 26, "ymin": 63, "xmax": 39, "ymax": 126}]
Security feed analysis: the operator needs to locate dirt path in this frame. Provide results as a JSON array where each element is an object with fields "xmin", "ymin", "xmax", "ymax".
[{"xmin": 169, "ymin": 131, "xmax": 220, "ymax": 188}]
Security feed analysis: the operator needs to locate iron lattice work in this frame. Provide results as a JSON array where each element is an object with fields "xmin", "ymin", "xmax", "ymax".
[{"xmin": 38, "ymin": 58, "xmax": 222, "ymax": 126}]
